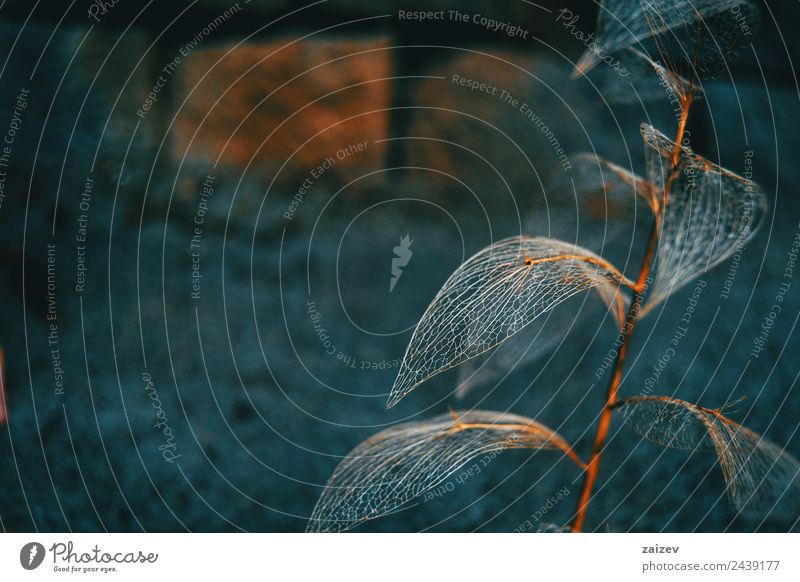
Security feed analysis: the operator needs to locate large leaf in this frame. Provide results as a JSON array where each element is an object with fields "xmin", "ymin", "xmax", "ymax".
[
  {"xmin": 455, "ymin": 286, "xmax": 629, "ymax": 399},
  {"xmin": 388, "ymin": 236, "xmax": 634, "ymax": 408},
  {"xmin": 640, "ymin": 124, "xmax": 767, "ymax": 313},
  {"xmin": 614, "ymin": 396, "xmax": 800, "ymax": 518},
  {"xmin": 307, "ymin": 410, "xmax": 583, "ymax": 532},
  {"xmin": 575, "ymin": 0, "xmax": 760, "ymax": 80},
  {"xmin": 454, "ymin": 304, "xmax": 580, "ymax": 399},
  {"xmin": 455, "ymin": 159, "xmax": 647, "ymax": 399}
]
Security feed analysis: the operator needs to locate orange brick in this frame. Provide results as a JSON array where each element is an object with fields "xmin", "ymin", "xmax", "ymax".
[{"xmin": 174, "ymin": 36, "xmax": 390, "ymax": 192}]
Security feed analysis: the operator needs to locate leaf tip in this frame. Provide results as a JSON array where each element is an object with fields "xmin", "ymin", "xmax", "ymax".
[{"xmin": 573, "ymin": 51, "xmax": 598, "ymax": 78}]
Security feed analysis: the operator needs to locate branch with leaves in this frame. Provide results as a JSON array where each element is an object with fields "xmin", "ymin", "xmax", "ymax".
[{"xmin": 309, "ymin": 0, "xmax": 797, "ymax": 533}]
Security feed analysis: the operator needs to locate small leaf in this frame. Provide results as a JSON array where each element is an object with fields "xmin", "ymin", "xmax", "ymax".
[
  {"xmin": 550, "ymin": 152, "xmax": 659, "ymax": 215},
  {"xmin": 614, "ymin": 396, "xmax": 800, "ymax": 518},
  {"xmin": 586, "ymin": 47, "xmax": 699, "ymax": 106},
  {"xmin": 388, "ymin": 236, "xmax": 634, "ymax": 407},
  {"xmin": 307, "ymin": 410, "xmax": 584, "ymax": 532},
  {"xmin": 640, "ymin": 124, "xmax": 767, "ymax": 313}
]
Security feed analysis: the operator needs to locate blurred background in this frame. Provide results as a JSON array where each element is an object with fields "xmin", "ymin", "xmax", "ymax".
[{"xmin": 0, "ymin": 0, "xmax": 799, "ymax": 532}]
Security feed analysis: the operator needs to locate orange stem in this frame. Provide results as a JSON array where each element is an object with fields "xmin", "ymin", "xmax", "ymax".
[{"xmin": 570, "ymin": 93, "xmax": 693, "ymax": 532}]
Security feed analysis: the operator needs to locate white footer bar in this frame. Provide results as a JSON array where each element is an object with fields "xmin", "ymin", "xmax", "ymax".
[{"xmin": 1, "ymin": 533, "xmax": 797, "ymax": 581}]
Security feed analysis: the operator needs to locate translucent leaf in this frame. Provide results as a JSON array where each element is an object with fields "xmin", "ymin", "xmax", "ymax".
[
  {"xmin": 388, "ymin": 236, "xmax": 634, "ymax": 408},
  {"xmin": 455, "ymin": 307, "xmax": 575, "ymax": 399},
  {"xmin": 576, "ymin": 0, "xmax": 760, "ymax": 80},
  {"xmin": 614, "ymin": 396, "xmax": 800, "ymax": 517},
  {"xmin": 453, "ymin": 159, "xmax": 647, "ymax": 399},
  {"xmin": 455, "ymin": 289, "xmax": 628, "ymax": 399},
  {"xmin": 587, "ymin": 47, "xmax": 700, "ymax": 105},
  {"xmin": 551, "ymin": 152, "xmax": 659, "ymax": 215},
  {"xmin": 307, "ymin": 410, "xmax": 584, "ymax": 532},
  {"xmin": 640, "ymin": 124, "xmax": 767, "ymax": 313}
]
